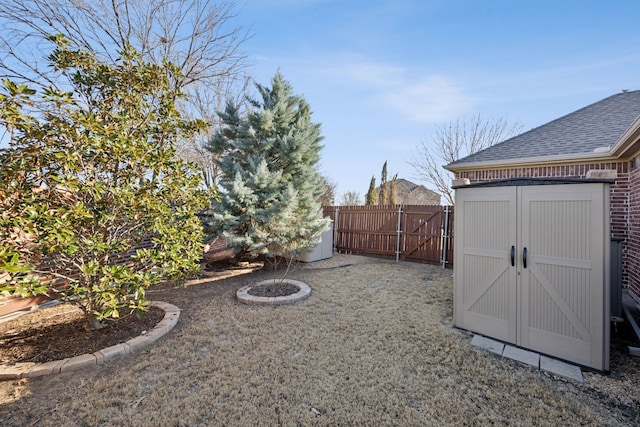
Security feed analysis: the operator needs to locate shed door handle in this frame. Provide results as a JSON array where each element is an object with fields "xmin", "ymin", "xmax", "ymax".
[
  {"xmin": 523, "ymin": 247, "xmax": 528, "ymax": 269},
  {"xmin": 510, "ymin": 246, "xmax": 515, "ymax": 267}
]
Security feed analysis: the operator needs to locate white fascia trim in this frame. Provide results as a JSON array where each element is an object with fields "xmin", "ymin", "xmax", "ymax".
[
  {"xmin": 444, "ymin": 151, "xmax": 616, "ymax": 172},
  {"xmin": 610, "ymin": 116, "xmax": 640, "ymax": 157}
]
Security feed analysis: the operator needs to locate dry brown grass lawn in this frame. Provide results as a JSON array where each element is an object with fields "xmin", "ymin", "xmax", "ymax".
[{"xmin": 1, "ymin": 254, "xmax": 638, "ymax": 426}]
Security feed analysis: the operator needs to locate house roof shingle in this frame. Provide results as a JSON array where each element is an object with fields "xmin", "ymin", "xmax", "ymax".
[
  {"xmin": 447, "ymin": 90, "xmax": 640, "ymax": 167},
  {"xmin": 395, "ymin": 178, "xmax": 421, "ymax": 193}
]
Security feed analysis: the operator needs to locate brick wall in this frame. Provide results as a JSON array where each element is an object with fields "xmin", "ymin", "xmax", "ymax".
[
  {"xmin": 628, "ymin": 156, "xmax": 640, "ymax": 298},
  {"xmin": 455, "ymin": 160, "xmax": 637, "ymax": 295}
]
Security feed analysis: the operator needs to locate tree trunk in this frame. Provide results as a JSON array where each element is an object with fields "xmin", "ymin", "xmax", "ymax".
[{"xmin": 84, "ymin": 313, "xmax": 107, "ymax": 331}]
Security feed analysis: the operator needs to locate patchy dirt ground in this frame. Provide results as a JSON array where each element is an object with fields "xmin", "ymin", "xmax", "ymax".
[{"xmin": 0, "ymin": 254, "xmax": 639, "ymax": 426}]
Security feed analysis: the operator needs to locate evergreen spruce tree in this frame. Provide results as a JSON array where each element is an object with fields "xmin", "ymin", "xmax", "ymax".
[
  {"xmin": 379, "ymin": 161, "xmax": 389, "ymax": 205},
  {"xmin": 205, "ymin": 73, "xmax": 329, "ymax": 262},
  {"xmin": 365, "ymin": 176, "xmax": 378, "ymax": 205}
]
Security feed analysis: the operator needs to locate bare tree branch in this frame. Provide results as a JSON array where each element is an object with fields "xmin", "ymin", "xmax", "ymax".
[
  {"xmin": 0, "ymin": 0, "xmax": 251, "ymax": 185},
  {"xmin": 318, "ymin": 175, "xmax": 337, "ymax": 206},
  {"xmin": 410, "ymin": 114, "xmax": 523, "ymax": 205},
  {"xmin": 339, "ymin": 191, "xmax": 362, "ymax": 206}
]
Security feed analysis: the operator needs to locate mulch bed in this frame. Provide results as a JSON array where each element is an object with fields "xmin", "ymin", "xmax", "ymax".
[
  {"xmin": 247, "ymin": 282, "xmax": 300, "ymax": 297},
  {"xmin": 0, "ymin": 305, "xmax": 164, "ymax": 365}
]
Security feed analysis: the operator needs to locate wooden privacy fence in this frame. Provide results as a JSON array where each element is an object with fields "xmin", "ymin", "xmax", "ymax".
[{"xmin": 322, "ymin": 205, "xmax": 454, "ymax": 267}]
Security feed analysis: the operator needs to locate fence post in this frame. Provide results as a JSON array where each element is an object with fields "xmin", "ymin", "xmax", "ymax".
[
  {"xmin": 441, "ymin": 205, "xmax": 451, "ymax": 268},
  {"xmin": 333, "ymin": 206, "xmax": 339, "ymax": 253},
  {"xmin": 396, "ymin": 206, "xmax": 403, "ymax": 262}
]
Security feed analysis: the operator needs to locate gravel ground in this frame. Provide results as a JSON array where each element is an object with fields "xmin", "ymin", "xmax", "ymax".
[{"xmin": 0, "ymin": 254, "xmax": 638, "ymax": 426}]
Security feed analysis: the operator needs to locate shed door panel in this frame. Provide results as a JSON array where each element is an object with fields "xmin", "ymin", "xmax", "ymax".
[
  {"xmin": 454, "ymin": 187, "xmax": 517, "ymax": 343},
  {"xmin": 519, "ymin": 184, "xmax": 606, "ymax": 368},
  {"xmin": 454, "ymin": 183, "xmax": 609, "ymax": 371}
]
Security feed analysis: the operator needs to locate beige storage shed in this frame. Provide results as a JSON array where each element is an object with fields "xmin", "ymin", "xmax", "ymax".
[{"xmin": 453, "ymin": 178, "xmax": 611, "ymax": 371}]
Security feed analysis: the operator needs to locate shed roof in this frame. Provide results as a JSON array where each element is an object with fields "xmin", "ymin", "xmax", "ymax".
[
  {"xmin": 447, "ymin": 90, "xmax": 640, "ymax": 169},
  {"xmin": 451, "ymin": 177, "xmax": 615, "ymax": 189}
]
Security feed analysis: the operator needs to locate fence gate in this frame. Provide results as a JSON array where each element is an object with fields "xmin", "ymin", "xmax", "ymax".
[
  {"xmin": 323, "ymin": 205, "xmax": 453, "ymax": 267},
  {"xmin": 401, "ymin": 206, "xmax": 453, "ymax": 266}
]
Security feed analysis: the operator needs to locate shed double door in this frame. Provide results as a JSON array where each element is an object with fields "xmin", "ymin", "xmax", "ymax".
[{"xmin": 454, "ymin": 183, "xmax": 609, "ymax": 370}]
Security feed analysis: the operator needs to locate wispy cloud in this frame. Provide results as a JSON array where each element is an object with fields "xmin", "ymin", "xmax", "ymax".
[
  {"xmin": 336, "ymin": 61, "xmax": 406, "ymax": 86},
  {"xmin": 327, "ymin": 57, "xmax": 473, "ymax": 123},
  {"xmin": 251, "ymin": 52, "xmax": 474, "ymax": 124},
  {"xmin": 381, "ymin": 75, "xmax": 472, "ymax": 123}
]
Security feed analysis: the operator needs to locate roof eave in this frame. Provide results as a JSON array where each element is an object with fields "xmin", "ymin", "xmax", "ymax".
[
  {"xmin": 444, "ymin": 151, "xmax": 617, "ymax": 173},
  {"xmin": 610, "ymin": 116, "xmax": 640, "ymax": 157}
]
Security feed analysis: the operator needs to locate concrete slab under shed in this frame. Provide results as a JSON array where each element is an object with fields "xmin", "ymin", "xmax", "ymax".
[
  {"xmin": 503, "ymin": 345, "xmax": 540, "ymax": 368},
  {"xmin": 540, "ymin": 356, "xmax": 584, "ymax": 383},
  {"xmin": 471, "ymin": 334, "xmax": 584, "ymax": 383},
  {"xmin": 471, "ymin": 335, "xmax": 504, "ymax": 355}
]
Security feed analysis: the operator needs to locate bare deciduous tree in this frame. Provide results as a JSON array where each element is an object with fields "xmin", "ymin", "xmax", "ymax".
[
  {"xmin": 318, "ymin": 175, "xmax": 337, "ymax": 206},
  {"xmin": 339, "ymin": 191, "xmax": 362, "ymax": 206},
  {"xmin": 409, "ymin": 114, "xmax": 523, "ymax": 205},
  {"xmin": 0, "ymin": 0, "xmax": 251, "ymax": 188},
  {"xmin": 0, "ymin": 0, "xmax": 248, "ymax": 86},
  {"xmin": 175, "ymin": 79, "xmax": 251, "ymax": 189}
]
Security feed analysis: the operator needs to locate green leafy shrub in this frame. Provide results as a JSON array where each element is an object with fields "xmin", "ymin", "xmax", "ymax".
[{"xmin": 0, "ymin": 36, "xmax": 209, "ymax": 329}]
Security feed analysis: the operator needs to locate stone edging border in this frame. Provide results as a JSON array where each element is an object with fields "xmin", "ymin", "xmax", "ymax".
[
  {"xmin": 236, "ymin": 279, "xmax": 311, "ymax": 305},
  {"xmin": 0, "ymin": 301, "xmax": 180, "ymax": 381}
]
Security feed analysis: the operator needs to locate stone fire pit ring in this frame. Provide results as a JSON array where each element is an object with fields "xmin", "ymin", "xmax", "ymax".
[{"xmin": 236, "ymin": 279, "xmax": 311, "ymax": 306}]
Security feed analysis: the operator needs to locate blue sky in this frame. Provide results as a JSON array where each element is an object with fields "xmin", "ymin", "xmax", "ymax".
[{"xmin": 236, "ymin": 0, "xmax": 640, "ymax": 200}]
